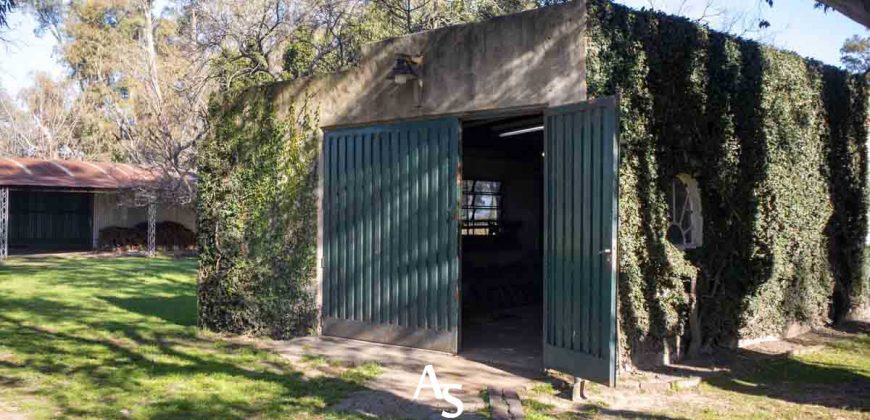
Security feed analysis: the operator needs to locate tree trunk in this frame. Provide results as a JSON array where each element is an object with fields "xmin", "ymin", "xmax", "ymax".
[
  {"xmin": 687, "ymin": 273, "xmax": 702, "ymax": 358},
  {"xmin": 142, "ymin": 0, "xmax": 163, "ymax": 104}
]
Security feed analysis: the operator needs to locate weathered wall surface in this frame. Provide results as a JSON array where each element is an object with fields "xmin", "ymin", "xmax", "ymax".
[{"xmin": 270, "ymin": 1, "xmax": 587, "ymax": 127}]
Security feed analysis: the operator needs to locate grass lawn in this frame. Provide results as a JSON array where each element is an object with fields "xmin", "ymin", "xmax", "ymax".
[
  {"xmin": 0, "ymin": 256, "xmax": 377, "ymax": 420},
  {"xmin": 3, "ymin": 255, "xmax": 867, "ymax": 420}
]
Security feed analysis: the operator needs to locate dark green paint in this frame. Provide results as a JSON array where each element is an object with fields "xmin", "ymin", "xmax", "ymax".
[
  {"xmin": 9, "ymin": 190, "xmax": 93, "ymax": 252},
  {"xmin": 543, "ymin": 97, "xmax": 619, "ymax": 386},
  {"xmin": 323, "ymin": 118, "xmax": 461, "ymax": 350}
]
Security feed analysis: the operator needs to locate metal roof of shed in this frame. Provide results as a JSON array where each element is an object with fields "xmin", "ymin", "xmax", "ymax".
[{"xmin": 0, "ymin": 157, "xmax": 158, "ymax": 189}]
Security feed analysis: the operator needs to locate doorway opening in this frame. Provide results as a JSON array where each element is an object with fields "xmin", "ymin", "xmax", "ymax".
[{"xmin": 459, "ymin": 113, "xmax": 545, "ymax": 372}]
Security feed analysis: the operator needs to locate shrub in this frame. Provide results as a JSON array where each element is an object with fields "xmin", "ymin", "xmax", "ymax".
[{"xmin": 197, "ymin": 86, "xmax": 320, "ymax": 338}]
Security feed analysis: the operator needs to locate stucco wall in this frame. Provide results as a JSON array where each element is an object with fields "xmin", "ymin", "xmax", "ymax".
[{"xmin": 271, "ymin": 0, "xmax": 587, "ymax": 127}]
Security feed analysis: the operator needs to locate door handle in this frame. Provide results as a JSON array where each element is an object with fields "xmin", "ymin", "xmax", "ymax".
[{"xmin": 598, "ymin": 249, "xmax": 612, "ymax": 255}]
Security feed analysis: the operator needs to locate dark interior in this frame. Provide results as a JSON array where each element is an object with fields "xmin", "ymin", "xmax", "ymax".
[{"xmin": 459, "ymin": 113, "xmax": 544, "ymax": 371}]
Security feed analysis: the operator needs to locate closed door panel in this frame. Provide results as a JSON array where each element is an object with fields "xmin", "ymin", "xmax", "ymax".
[
  {"xmin": 9, "ymin": 191, "xmax": 93, "ymax": 251},
  {"xmin": 322, "ymin": 118, "xmax": 461, "ymax": 353}
]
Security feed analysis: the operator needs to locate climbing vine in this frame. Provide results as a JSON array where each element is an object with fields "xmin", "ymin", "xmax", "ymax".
[
  {"xmin": 197, "ymin": 86, "xmax": 320, "ymax": 338},
  {"xmin": 586, "ymin": 0, "xmax": 868, "ymax": 366},
  {"xmin": 197, "ymin": 0, "xmax": 868, "ymax": 363}
]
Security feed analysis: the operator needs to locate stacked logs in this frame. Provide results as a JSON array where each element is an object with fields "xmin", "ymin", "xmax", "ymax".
[{"xmin": 98, "ymin": 221, "xmax": 195, "ymax": 251}]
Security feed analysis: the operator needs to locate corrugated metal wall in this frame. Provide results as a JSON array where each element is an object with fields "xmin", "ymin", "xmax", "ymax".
[
  {"xmin": 8, "ymin": 190, "xmax": 93, "ymax": 251},
  {"xmin": 322, "ymin": 118, "xmax": 461, "ymax": 352},
  {"xmin": 543, "ymin": 97, "xmax": 618, "ymax": 386}
]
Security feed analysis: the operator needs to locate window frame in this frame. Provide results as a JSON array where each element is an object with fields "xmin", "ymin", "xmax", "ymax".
[
  {"xmin": 461, "ymin": 179, "xmax": 503, "ymax": 236},
  {"xmin": 667, "ymin": 173, "xmax": 703, "ymax": 250}
]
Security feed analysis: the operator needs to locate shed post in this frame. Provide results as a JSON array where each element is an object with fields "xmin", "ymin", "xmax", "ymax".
[
  {"xmin": 92, "ymin": 193, "xmax": 99, "ymax": 251},
  {"xmin": 0, "ymin": 188, "xmax": 7, "ymax": 260},
  {"xmin": 147, "ymin": 201, "xmax": 156, "ymax": 257},
  {"xmin": 315, "ymin": 130, "xmax": 325, "ymax": 335}
]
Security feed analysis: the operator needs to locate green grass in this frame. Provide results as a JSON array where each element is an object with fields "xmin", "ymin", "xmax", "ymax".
[
  {"xmin": 477, "ymin": 389, "xmax": 492, "ymax": 418},
  {"xmin": 523, "ymin": 398, "xmax": 557, "ymax": 420},
  {"xmin": 523, "ymin": 382, "xmax": 604, "ymax": 420},
  {"xmin": 0, "ymin": 256, "xmax": 375, "ymax": 419},
  {"xmin": 338, "ymin": 362, "xmax": 382, "ymax": 384},
  {"xmin": 521, "ymin": 331, "xmax": 869, "ymax": 419},
  {"xmin": 528, "ymin": 382, "xmax": 558, "ymax": 396},
  {"xmin": 686, "ymin": 333, "xmax": 870, "ymax": 420},
  {"xmin": 301, "ymin": 354, "xmax": 332, "ymax": 368}
]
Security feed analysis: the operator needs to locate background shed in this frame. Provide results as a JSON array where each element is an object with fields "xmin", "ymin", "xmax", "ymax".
[{"xmin": 0, "ymin": 157, "xmax": 195, "ymax": 257}]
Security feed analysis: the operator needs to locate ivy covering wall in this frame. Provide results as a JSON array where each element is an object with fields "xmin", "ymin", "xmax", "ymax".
[
  {"xmin": 586, "ymin": 0, "xmax": 868, "ymax": 365},
  {"xmin": 197, "ymin": 0, "xmax": 868, "ymax": 365},
  {"xmin": 197, "ymin": 86, "xmax": 320, "ymax": 338}
]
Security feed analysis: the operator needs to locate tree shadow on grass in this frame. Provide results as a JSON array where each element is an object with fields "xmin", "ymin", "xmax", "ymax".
[
  {"xmin": 651, "ymin": 322, "xmax": 870, "ymax": 412},
  {"xmin": 0, "ymin": 312, "xmax": 381, "ymax": 419},
  {"xmin": 99, "ymin": 295, "xmax": 197, "ymax": 327},
  {"xmin": 0, "ymin": 252, "xmax": 377, "ymax": 419},
  {"xmin": 578, "ymin": 409, "xmax": 689, "ymax": 420}
]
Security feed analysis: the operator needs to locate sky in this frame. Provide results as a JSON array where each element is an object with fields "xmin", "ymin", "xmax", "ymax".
[
  {"xmin": 0, "ymin": 0, "xmax": 171, "ymax": 97},
  {"xmin": 0, "ymin": 11, "xmax": 66, "ymax": 96},
  {"xmin": 617, "ymin": 0, "xmax": 867, "ymax": 64},
  {"xmin": 0, "ymin": 0, "xmax": 866, "ymax": 97}
]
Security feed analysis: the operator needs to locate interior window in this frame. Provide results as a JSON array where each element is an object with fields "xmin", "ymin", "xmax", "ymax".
[
  {"xmin": 666, "ymin": 174, "xmax": 703, "ymax": 249},
  {"xmin": 462, "ymin": 180, "xmax": 502, "ymax": 236}
]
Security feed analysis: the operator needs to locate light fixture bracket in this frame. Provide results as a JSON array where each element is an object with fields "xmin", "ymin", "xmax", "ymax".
[{"xmin": 387, "ymin": 53, "xmax": 422, "ymax": 84}]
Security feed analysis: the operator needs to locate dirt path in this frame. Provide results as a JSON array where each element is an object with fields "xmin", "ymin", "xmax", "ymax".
[
  {"xmin": 273, "ymin": 336, "xmax": 543, "ymax": 419},
  {"xmin": 272, "ymin": 323, "xmax": 869, "ymax": 419},
  {"xmin": 0, "ymin": 399, "xmax": 28, "ymax": 420}
]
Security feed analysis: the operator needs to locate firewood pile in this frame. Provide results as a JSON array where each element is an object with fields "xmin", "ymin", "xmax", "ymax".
[{"xmin": 98, "ymin": 221, "xmax": 195, "ymax": 251}]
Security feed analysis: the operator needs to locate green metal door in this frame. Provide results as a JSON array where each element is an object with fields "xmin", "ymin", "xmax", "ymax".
[
  {"xmin": 543, "ymin": 97, "xmax": 619, "ymax": 386},
  {"xmin": 9, "ymin": 190, "xmax": 93, "ymax": 253},
  {"xmin": 322, "ymin": 118, "xmax": 461, "ymax": 353}
]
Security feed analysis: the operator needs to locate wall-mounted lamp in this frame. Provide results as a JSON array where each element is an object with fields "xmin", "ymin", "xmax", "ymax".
[{"xmin": 387, "ymin": 54, "xmax": 422, "ymax": 85}]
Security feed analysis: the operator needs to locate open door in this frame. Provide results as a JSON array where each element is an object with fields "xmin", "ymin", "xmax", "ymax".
[
  {"xmin": 543, "ymin": 97, "xmax": 619, "ymax": 386},
  {"xmin": 322, "ymin": 118, "xmax": 461, "ymax": 353}
]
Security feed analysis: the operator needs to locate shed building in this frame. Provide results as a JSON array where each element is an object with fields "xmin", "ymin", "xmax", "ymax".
[
  {"xmin": 199, "ymin": 0, "xmax": 870, "ymax": 388},
  {"xmin": 0, "ymin": 157, "xmax": 195, "ymax": 256},
  {"xmin": 248, "ymin": 0, "xmax": 616, "ymax": 384}
]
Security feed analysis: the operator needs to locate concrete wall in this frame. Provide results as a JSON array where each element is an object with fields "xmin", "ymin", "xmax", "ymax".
[
  {"xmin": 93, "ymin": 193, "xmax": 196, "ymax": 234},
  {"xmin": 271, "ymin": 0, "xmax": 587, "ymax": 127}
]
